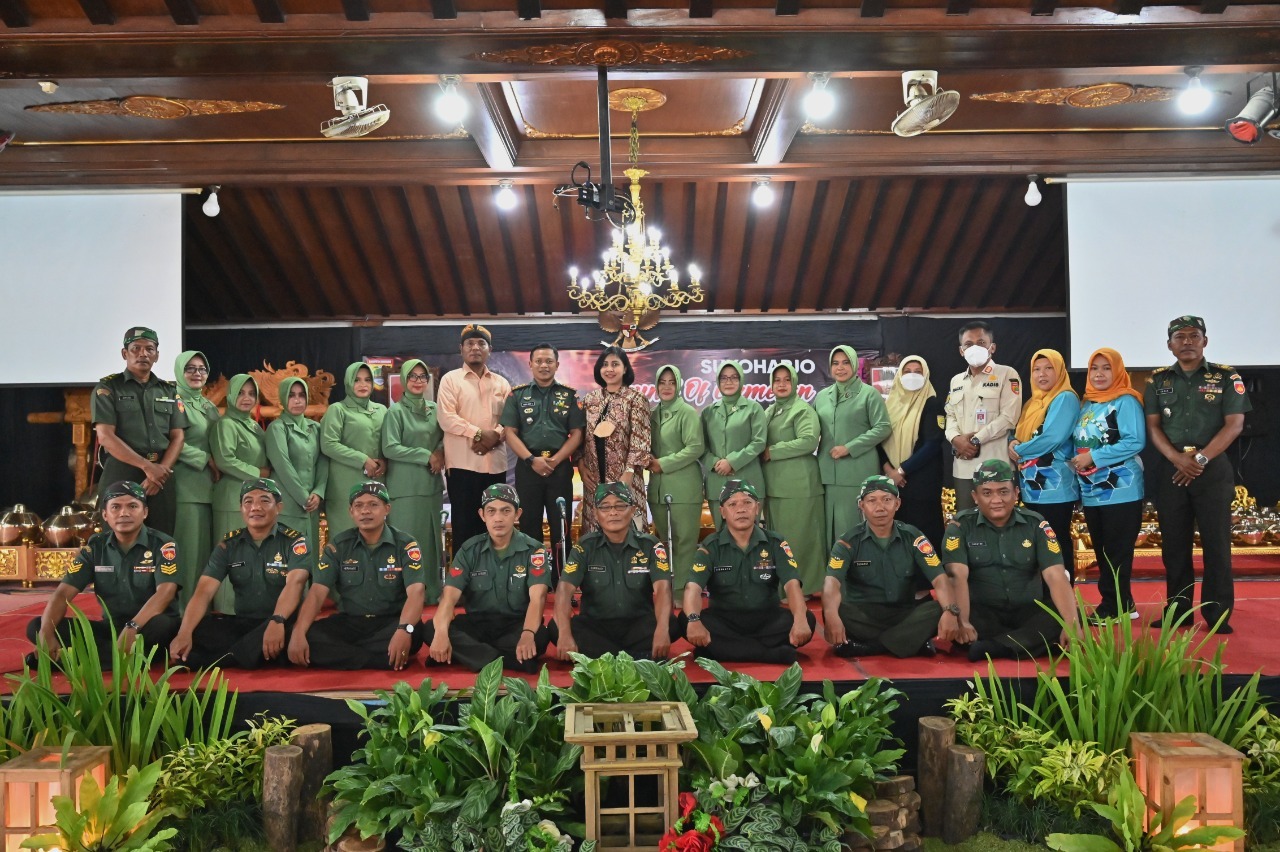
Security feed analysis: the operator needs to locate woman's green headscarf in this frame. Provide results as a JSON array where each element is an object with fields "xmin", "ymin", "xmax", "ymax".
[
  {"xmin": 341, "ymin": 362, "xmax": 374, "ymax": 411},
  {"xmin": 225, "ymin": 374, "xmax": 261, "ymax": 424},
  {"xmin": 655, "ymin": 364, "xmax": 684, "ymax": 413},
  {"xmin": 770, "ymin": 363, "xmax": 800, "ymax": 411},
  {"xmin": 174, "ymin": 350, "xmax": 209, "ymax": 402},
  {"xmin": 829, "ymin": 345, "xmax": 862, "ymax": 395},
  {"xmin": 398, "ymin": 360, "xmax": 428, "ymax": 414},
  {"xmin": 716, "ymin": 360, "xmax": 746, "ymax": 406},
  {"xmin": 276, "ymin": 376, "xmax": 310, "ymax": 434}
]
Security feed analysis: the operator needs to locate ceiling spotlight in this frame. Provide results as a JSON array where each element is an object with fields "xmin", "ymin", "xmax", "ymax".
[
  {"xmin": 320, "ymin": 76, "xmax": 390, "ymax": 139},
  {"xmin": 435, "ymin": 75, "xmax": 467, "ymax": 125},
  {"xmin": 892, "ymin": 71, "xmax": 960, "ymax": 137},
  {"xmin": 803, "ymin": 73, "xmax": 836, "ymax": 122},
  {"xmin": 1177, "ymin": 67, "xmax": 1212, "ymax": 116},
  {"xmin": 495, "ymin": 180, "xmax": 519, "ymax": 212},
  {"xmin": 1225, "ymin": 79, "xmax": 1278, "ymax": 145},
  {"xmin": 752, "ymin": 179, "xmax": 775, "ymax": 208},
  {"xmin": 37, "ymin": 81, "xmax": 58, "ymax": 94},
  {"xmin": 1024, "ymin": 175, "xmax": 1042, "ymax": 207},
  {"xmin": 201, "ymin": 185, "xmax": 221, "ymax": 218}
]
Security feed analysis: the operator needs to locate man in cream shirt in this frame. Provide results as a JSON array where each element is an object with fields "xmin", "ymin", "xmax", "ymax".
[{"xmin": 944, "ymin": 321, "xmax": 1023, "ymax": 511}]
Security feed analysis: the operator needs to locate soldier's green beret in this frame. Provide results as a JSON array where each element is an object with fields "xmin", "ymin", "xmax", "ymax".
[
  {"xmin": 348, "ymin": 481, "xmax": 390, "ymax": 505},
  {"xmin": 973, "ymin": 459, "xmax": 1016, "ymax": 485},
  {"xmin": 103, "ymin": 481, "xmax": 147, "ymax": 503},
  {"xmin": 480, "ymin": 483, "xmax": 520, "ymax": 508},
  {"xmin": 123, "ymin": 327, "xmax": 158, "ymax": 347},
  {"xmin": 594, "ymin": 482, "xmax": 637, "ymax": 506},
  {"xmin": 858, "ymin": 475, "xmax": 900, "ymax": 500},
  {"xmin": 1167, "ymin": 315, "xmax": 1206, "ymax": 337},
  {"xmin": 718, "ymin": 479, "xmax": 760, "ymax": 504},
  {"xmin": 241, "ymin": 478, "xmax": 282, "ymax": 501}
]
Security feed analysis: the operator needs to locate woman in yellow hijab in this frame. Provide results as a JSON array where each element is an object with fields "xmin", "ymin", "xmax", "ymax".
[
  {"xmin": 877, "ymin": 356, "xmax": 946, "ymax": 549},
  {"xmin": 1009, "ymin": 349, "xmax": 1080, "ymax": 580}
]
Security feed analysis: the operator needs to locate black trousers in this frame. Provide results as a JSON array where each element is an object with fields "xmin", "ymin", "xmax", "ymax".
[
  {"xmin": 968, "ymin": 600, "xmax": 1061, "ymax": 659},
  {"xmin": 676, "ymin": 607, "xmax": 816, "ymax": 664},
  {"xmin": 186, "ymin": 613, "xmax": 294, "ymax": 670},
  {"xmin": 100, "ymin": 456, "xmax": 177, "ymax": 536},
  {"xmin": 422, "ymin": 612, "xmax": 549, "ymax": 673},
  {"xmin": 305, "ymin": 613, "xmax": 423, "ymax": 670},
  {"xmin": 1154, "ymin": 455, "xmax": 1235, "ymax": 627},
  {"xmin": 548, "ymin": 613, "xmax": 677, "ymax": 659},
  {"xmin": 26, "ymin": 613, "xmax": 180, "ymax": 666},
  {"xmin": 446, "ymin": 469, "xmax": 505, "ymax": 556},
  {"xmin": 1083, "ymin": 500, "xmax": 1143, "ymax": 614},
  {"xmin": 838, "ymin": 599, "xmax": 941, "ymax": 658},
  {"xmin": 514, "ymin": 461, "xmax": 573, "ymax": 575},
  {"xmin": 1032, "ymin": 501, "xmax": 1078, "ymax": 584}
]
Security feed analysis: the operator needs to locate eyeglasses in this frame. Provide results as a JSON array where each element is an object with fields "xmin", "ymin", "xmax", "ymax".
[
  {"xmin": 406, "ymin": 373, "xmax": 429, "ymax": 382},
  {"xmin": 718, "ymin": 375, "xmax": 741, "ymax": 384},
  {"xmin": 597, "ymin": 502, "xmax": 631, "ymax": 514},
  {"xmin": 183, "ymin": 365, "xmax": 209, "ymax": 375}
]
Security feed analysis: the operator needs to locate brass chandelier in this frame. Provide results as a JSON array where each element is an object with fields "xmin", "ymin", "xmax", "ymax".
[{"xmin": 566, "ymin": 87, "xmax": 705, "ymax": 351}]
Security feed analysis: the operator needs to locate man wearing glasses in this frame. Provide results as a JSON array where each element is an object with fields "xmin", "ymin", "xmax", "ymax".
[{"xmin": 92, "ymin": 327, "xmax": 188, "ymax": 535}]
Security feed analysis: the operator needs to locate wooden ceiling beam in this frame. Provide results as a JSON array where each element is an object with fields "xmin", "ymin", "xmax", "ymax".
[
  {"xmin": 775, "ymin": 0, "xmax": 800, "ymax": 14},
  {"xmin": 75, "ymin": 0, "xmax": 113, "ymax": 25},
  {"xmin": 341, "ymin": 0, "xmax": 370, "ymax": 20},
  {"xmin": 749, "ymin": 78, "xmax": 807, "ymax": 166},
  {"xmin": 162, "ymin": 0, "xmax": 198, "ymax": 24},
  {"xmin": 250, "ymin": 0, "xmax": 284, "ymax": 22},
  {"xmin": 0, "ymin": 0, "xmax": 31, "ymax": 27},
  {"xmin": 461, "ymin": 82, "xmax": 519, "ymax": 170},
  {"xmin": 430, "ymin": 0, "xmax": 456, "ymax": 18}
]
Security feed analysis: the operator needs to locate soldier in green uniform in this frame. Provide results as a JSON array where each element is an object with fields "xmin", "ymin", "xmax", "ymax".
[
  {"xmin": 500, "ymin": 344, "xmax": 584, "ymax": 575},
  {"xmin": 266, "ymin": 377, "xmax": 327, "ymax": 572},
  {"xmin": 425, "ymin": 484, "xmax": 553, "ymax": 672},
  {"xmin": 383, "ymin": 360, "xmax": 446, "ymax": 601},
  {"xmin": 551, "ymin": 482, "xmax": 674, "ymax": 660},
  {"xmin": 701, "ymin": 361, "xmax": 767, "ymax": 529},
  {"xmin": 288, "ymin": 482, "xmax": 425, "ymax": 671},
  {"xmin": 26, "ymin": 481, "xmax": 180, "ymax": 665},
  {"xmin": 92, "ymin": 327, "xmax": 188, "ymax": 535},
  {"xmin": 822, "ymin": 476, "xmax": 957, "ymax": 658},
  {"xmin": 646, "ymin": 364, "xmax": 705, "ymax": 594},
  {"xmin": 169, "ymin": 479, "xmax": 310, "ymax": 669},
  {"xmin": 763, "ymin": 364, "xmax": 826, "ymax": 594},
  {"xmin": 172, "ymin": 350, "xmax": 221, "ymax": 608},
  {"xmin": 1144, "ymin": 315, "xmax": 1251, "ymax": 632},
  {"xmin": 680, "ymin": 480, "xmax": 816, "ymax": 664},
  {"xmin": 941, "ymin": 460, "xmax": 1078, "ymax": 662}
]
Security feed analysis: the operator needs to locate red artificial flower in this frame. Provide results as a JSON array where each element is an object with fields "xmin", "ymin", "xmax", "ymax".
[
  {"xmin": 676, "ymin": 829, "xmax": 713, "ymax": 852},
  {"xmin": 708, "ymin": 815, "xmax": 726, "ymax": 839},
  {"xmin": 679, "ymin": 792, "xmax": 698, "ymax": 819}
]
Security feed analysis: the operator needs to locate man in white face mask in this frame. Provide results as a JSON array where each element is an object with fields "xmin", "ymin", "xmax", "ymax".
[{"xmin": 943, "ymin": 322, "xmax": 1024, "ymax": 511}]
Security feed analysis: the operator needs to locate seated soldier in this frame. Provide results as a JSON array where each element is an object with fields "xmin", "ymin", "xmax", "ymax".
[
  {"xmin": 424, "ymin": 483, "xmax": 552, "ymax": 673},
  {"xmin": 679, "ymin": 479, "xmax": 816, "ymax": 664},
  {"xmin": 288, "ymin": 481, "xmax": 426, "ymax": 671},
  {"xmin": 823, "ymin": 475, "xmax": 957, "ymax": 658},
  {"xmin": 27, "ymin": 481, "xmax": 180, "ymax": 665},
  {"xmin": 943, "ymin": 459, "xmax": 1078, "ymax": 661},
  {"xmin": 169, "ymin": 478, "xmax": 310, "ymax": 669},
  {"xmin": 551, "ymin": 482, "xmax": 674, "ymax": 660}
]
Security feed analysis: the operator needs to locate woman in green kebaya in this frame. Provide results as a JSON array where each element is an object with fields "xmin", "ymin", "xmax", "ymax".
[
  {"xmin": 763, "ymin": 363, "xmax": 826, "ymax": 594},
  {"xmin": 382, "ymin": 359, "xmax": 445, "ymax": 602},
  {"xmin": 320, "ymin": 362, "xmax": 387, "ymax": 538},
  {"xmin": 265, "ymin": 376, "xmax": 327, "ymax": 569},
  {"xmin": 646, "ymin": 364, "xmax": 705, "ymax": 592},
  {"xmin": 172, "ymin": 350, "xmax": 220, "ymax": 608},
  {"xmin": 700, "ymin": 360, "xmax": 766, "ymax": 529},
  {"xmin": 814, "ymin": 346, "xmax": 893, "ymax": 544},
  {"xmin": 211, "ymin": 373, "xmax": 269, "ymax": 537}
]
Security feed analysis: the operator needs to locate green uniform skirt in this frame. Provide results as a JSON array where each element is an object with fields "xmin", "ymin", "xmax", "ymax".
[
  {"xmin": 173, "ymin": 501, "xmax": 213, "ymax": 610},
  {"xmin": 650, "ymin": 499, "xmax": 704, "ymax": 593},
  {"xmin": 389, "ymin": 495, "xmax": 445, "ymax": 603},
  {"xmin": 767, "ymin": 494, "xmax": 827, "ymax": 595},
  {"xmin": 824, "ymin": 484, "xmax": 864, "ymax": 549}
]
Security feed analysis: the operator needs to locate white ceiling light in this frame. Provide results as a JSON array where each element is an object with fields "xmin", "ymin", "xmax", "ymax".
[
  {"xmin": 752, "ymin": 179, "xmax": 775, "ymax": 208},
  {"xmin": 803, "ymin": 73, "xmax": 836, "ymax": 121},
  {"xmin": 1024, "ymin": 175, "xmax": 1042, "ymax": 207},
  {"xmin": 495, "ymin": 180, "xmax": 518, "ymax": 211},
  {"xmin": 1177, "ymin": 67, "xmax": 1213, "ymax": 116},
  {"xmin": 202, "ymin": 185, "xmax": 221, "ymax": 217},
  {"xmin": 435, "ymin": 75, "xmax": 468, "ymax": 125}
]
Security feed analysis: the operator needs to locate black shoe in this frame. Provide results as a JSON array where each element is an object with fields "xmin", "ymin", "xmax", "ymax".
[
  {"xmin": 833, "ymin": 640, "xmax": 884, "ymax": 658},
  {"xmin": 918, "ymin": 639, "xmax": 937, "ymax": 658},
  {"xmin": 968, "ymin": 639, "xmax": 1015, "ymax": 663},
  {"xmin": 22, "ymin": 652, "xmax": 38, "ymax": 668},
  {"xmin": 767, "ymin": 646, "xmax": 799, "ymax": 665},
  {"xmin": 1211, "ymin": 622, "xmax": 1234, "ymax": 635}
]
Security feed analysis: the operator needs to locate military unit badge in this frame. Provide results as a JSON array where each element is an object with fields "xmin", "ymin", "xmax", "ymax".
[{"xmin": 160, "ymin": 543, "xmax": 177, "ymax": 561}]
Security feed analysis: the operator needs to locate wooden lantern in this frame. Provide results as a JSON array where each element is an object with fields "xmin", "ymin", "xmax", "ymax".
[
  {"xmin": 1130, "ymin": 733, "xmax": 1244, "ymax": 852},
  {"xmin": 0, "ymin": 746, "xmax": 112, "ymax": 852},
  {"xmin": 564, "ymin": 702, "xmax": 698, "ymax": 851}
]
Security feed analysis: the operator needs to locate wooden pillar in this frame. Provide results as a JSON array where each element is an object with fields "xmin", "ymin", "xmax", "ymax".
[
  {"xmin": 290, "ymin": 723, "xmax": 334, "ymax": 844},
  {"xmin": 942, "ymin": 745, "xmax": 985, "ymax": 845},
  {"xmin": 917, "ymin": 716, "xmax": 955, "ymax": 836},
  {"xmin": 263, "ymin": 744, "xmax": 304, "ymax": 852}
]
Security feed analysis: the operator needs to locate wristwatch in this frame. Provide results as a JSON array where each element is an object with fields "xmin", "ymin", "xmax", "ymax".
[
  {"xmin": 944, "ymin": 604, "xmax": 961, "ymax": 617},
  {"xmin": 969, "ymin": 436, "xmax": 982, "ymax": 448},
  {"xmin": 124, "ymin": 620, "xmax": 140, "ymax": 631},
  {"xmin": 1194, "ymin": 452, "xmax": 1209, "ymax": 466},
  {"xmin": 686, "ymin": 613, "xmax": 702, "ymax": 623},
  {"xmin": 269, "ymin": 614, "xmax": 287, "ymax": 625},
  {"xmin": 398, "ymin": 623, "xmax": 416, "ymax": 634},
  {"xmin": 473, "ymin": 429, "xmax": 484, "ymax": 443}
]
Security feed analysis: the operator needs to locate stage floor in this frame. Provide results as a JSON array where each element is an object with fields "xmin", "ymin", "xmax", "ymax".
[{"xmin": 2, "ymin": 577, "xmax": 1279, "ymax": 696}]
